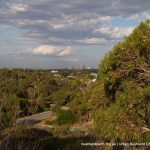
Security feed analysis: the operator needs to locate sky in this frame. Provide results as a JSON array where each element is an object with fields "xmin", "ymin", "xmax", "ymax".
[{"xmin": 0, "ymin": 0, "xmax": 150, "ymax": 69}]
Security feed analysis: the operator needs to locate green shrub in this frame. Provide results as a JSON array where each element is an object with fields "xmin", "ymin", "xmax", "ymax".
[
  {"xmin": 51, "ymin": 88, "xmax": 72, "ymax": 106},
  {"xmin": 57, "ymin": 109, "xmax": 75, "ymax": 125}
]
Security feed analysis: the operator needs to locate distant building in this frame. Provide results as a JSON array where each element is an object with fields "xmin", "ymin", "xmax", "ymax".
[
  {"xmin": 90, "ymin": 73, "xmax": 98, "ymax": 78},
  {"xmin": 87, "ymin": 67, "xmax": 91, "ymax": 70},
  {"xmin": 67, "ymin": 75, "xmax": 76, "ymax": 79},
  {"xmin": 51, "ymin": 70, "xmax": 58, "ymax": 74},
  {"xmin": 53, "ymin": 74, "xmax": 60, "ymax": 77}
]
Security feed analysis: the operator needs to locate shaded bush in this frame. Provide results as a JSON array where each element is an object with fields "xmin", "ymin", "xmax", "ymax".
[
  {"xmin": 1, "ymin": 127, "xmax": 96, "ymax": 150},
  {"xmin": 57, "ymin": 109, "xmax": 75, "ymax": 125}
]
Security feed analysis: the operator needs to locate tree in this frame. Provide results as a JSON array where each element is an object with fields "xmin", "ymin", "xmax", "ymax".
[{"xmin": 94, "ymin": 20, "xmax": 150, "ymax": 142}]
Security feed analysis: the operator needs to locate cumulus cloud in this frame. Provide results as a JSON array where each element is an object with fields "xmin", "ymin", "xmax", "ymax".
[
  {"xmin": 128, "ymin": 14, "xmax": 142, "ymax": 20},
  {"xmin": 142, "ymin": 11, "xmax": 150, "ymax": 19},
  {"xmin": 77, "ymin": 38, "xmax": 108, "ymax": 45},
  {"xmin": 1, "ymin": 1, "xmax": 149, "ymax": 46},
  {"xmin": 30, "ymin": 45, "xmax": 77, "ymax": 56},
  {"xmin": 0, "ymin": 0, "xmax": 149, "ymax": 46},
  {"xmin": 9, "ymin": 4, "xmax": 28, "ymax": 13},
  {"xmin": 99, "ymin": 26, "xmax": 134, "ymax": 39}
]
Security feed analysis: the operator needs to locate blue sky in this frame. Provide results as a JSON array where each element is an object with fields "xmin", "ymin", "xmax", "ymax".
[{"xmin": 0, "ymin": 0, "xmax": 150, "ymax": 69}]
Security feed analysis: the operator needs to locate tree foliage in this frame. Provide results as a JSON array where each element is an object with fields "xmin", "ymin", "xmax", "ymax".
[{"xmin": 94, "ymin": 20, "xmax": 150, "ymax": 142}]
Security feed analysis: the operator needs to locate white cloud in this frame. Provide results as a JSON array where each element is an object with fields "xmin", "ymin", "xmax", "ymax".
[
  {"xmin": 10, "ymin": 4, "xmax": 28, "ymax": 13},
  {"xmin": 99, "ymin": 27, "xmax": 110, "ymax": 34},
  {"xmin": 99, "ymin": 26, "xmax": 134, "ymax": 38},
  {"xmin": 143, "ymin": 11, "xmax": 150, "ymax": 19},
  {"xmin": 100, "ymin": 16, "xmax": 112, "ymax": 22},
  {"xmin": 77, "ymin": 38, "xmax": 108, "ymax": 45},
  {"xmin": 0, "ymin": 0, "xmax": 149, "ymax": 47},
  {"xmin": 128, "ymin": 14, "xmax": 141, "ymax": 20},
  {"xmin": 57, "ymin": 47, "xmax": 75, "ymax": 56},
  {"xmin": 30, "ymin": 45, "xmax": 77, "ymax": 56}
]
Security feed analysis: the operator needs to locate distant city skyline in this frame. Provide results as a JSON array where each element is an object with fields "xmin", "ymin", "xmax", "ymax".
[{"xmin": 0, "ymin": 0, "xmax": 150, "ymax": 69}]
